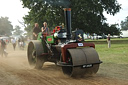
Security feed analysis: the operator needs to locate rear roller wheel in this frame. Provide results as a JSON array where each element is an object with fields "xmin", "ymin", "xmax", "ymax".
[
  {"xmin": 27, "ymin": 40, "xmax": 45, "ymax": 69},
  {"xmin": 62, "ymin": 47, "xmax": 100, "ymax": 77}
]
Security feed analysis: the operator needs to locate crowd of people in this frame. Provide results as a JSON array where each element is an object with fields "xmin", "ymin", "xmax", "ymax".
[{"xmin": 0, "ymin": 37, "xmax": 26, "ymax": 57}]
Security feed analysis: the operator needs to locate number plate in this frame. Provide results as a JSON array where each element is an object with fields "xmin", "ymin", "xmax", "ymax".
[
  {"xmin": 78, "ymin": 43, "xmax": 83, "ymax": 47},
  {"xmin": 82, "ymin": 64, "xmax": 93, "ymax": 68}
]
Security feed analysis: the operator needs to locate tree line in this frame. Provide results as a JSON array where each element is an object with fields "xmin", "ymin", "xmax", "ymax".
[
  {"xmin": 0, "ymin": 17, "xmax": 13, "ymax": 36},
  {"xmin": 21, "ymin": 0, "xmax": 121, "ymax": 36},
  {"xmin": 121, "ymin": 16, "xmax": 128, "ymax": 30},
  {"xmin": 0, "ymin": 17, "xmax": 23, "ymax": 36}
]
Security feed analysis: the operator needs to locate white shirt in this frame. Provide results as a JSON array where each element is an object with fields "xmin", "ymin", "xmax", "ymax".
[{"xmin": 11, "ymin": 39, "xmax": 16, "ymax": 44}]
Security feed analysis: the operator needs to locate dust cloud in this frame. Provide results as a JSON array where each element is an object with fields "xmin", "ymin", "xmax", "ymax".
[{"xmin": 0, "ymin": 43, "xmax": 128, "ymax": 85}]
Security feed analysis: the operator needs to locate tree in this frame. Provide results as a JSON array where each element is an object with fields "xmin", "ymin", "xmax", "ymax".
[
  {"xmin": 13, "ymin": 25, "xmax": 23, "ymax": 36},
  {"xmin": 98, "ymin": 23, "xmax": 120, "ymax": 35},
  {"xmin": 21, "ymin": 0, "xmax": 121, "ymax": 35},
  {"xmin": 0, "ymin": 17, "xmax": 13, "ymax": 36},
  {"xmin": 108, "ymin": 24, "xmax": 121, "ymax": 35},
  {"xmin": 18, "ymin": 19, "xmax": 33, "ymax": 37},
  {"xmin": 120, "ymin": 16, "xmax": 128, "ymax": 30}
]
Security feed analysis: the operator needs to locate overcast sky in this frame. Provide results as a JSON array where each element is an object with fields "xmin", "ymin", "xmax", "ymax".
[
  {"xmin": 0, "ymin": 0, "xmax": 28, "ymax": 30},
  {"xmin": 0, "ymin": 0, "xmax": 128, "ymax": 30},
  {"xmin": 104, "ymin": 0, "xmax": 128, "ymax": 27}
]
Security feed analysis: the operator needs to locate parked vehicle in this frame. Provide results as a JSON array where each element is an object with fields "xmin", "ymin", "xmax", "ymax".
[{"xmin": 90, "ymin": 34, "xmax": 102, "ymax": 40}]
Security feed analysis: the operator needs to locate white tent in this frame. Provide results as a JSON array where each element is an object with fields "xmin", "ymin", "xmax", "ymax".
[{"xmin": 120, "ymin": 30, "xmax": 128, "ymax": 37}]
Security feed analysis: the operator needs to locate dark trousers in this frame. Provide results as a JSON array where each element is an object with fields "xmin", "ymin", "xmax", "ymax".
[{"xmin": 13, "ymin": 43, "xmax": 16, "ymax": 50}]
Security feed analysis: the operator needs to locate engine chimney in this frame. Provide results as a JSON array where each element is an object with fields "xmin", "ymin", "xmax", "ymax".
[{"xmin": 64, "ymin": 8, "xmax": 71, "ymax": 40}]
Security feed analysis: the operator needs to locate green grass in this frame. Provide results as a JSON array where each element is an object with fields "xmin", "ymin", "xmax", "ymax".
[
  {"xmin": 96, "ymin": 44, "xmax": 128, "ymax": 64},
  {"xmin": 86, "ymin": 38, "xmax": 128, "ymax": 44},
  {"xmin": 86, "ymin": 38, "xmax": 128, "ymax": 41},
  {"xmin": 91, "ymin": 38, "xmax": 128, "ymax": 80}
]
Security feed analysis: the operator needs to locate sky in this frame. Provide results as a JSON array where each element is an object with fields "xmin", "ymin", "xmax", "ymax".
[
  {"xmin": 104, "ymin": 0, "xmax": 128, "ymax": 27},
  {"xmin": 0, "ymin": 0, "xmax": 29, "ymax": 30},
  {"xmin": 0, "ymin": 0, "xmax": 128, "ymax": 30}
]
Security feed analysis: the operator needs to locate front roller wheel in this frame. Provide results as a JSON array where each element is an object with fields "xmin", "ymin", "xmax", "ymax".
[
  {"xmin": 27, "ymin": 40, "xmax": 45, "ymax": 69},
  {"xmin": 62, "ymin": 47, "xmax": 100, "ymax": 77}
]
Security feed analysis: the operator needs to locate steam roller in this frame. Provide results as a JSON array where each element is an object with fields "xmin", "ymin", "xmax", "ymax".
[
  {"xmin": 27, "ymin": 8, "xmax": 102, "ymax": 77},
  {"xmin": 62, "ymin": 47, "xmax": 100, "ymax": 77}
]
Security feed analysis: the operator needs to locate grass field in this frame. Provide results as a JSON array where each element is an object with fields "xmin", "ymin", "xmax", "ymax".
[
  {"xmin": 86, "ymin": 38, "xmax": 128, "ymax": 44},
  {"xmin": 90, "ymin": 38, "xmax": 128, "ymax": 80}
]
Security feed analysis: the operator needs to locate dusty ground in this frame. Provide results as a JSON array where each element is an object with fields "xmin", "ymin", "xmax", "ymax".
[{"xmin": 0, "ymin": 43, "xmax": 128, "ymax": 85}]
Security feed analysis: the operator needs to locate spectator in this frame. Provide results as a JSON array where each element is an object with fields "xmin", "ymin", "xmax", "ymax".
[
  {"xmin": 107, "ymin": 34, "xmax": 111, "ymax": 48},
  {"xmin": 11, "ymin": 38, "xmax": 16, "ymax": 50},
  {"xmin": 18, "ymin": 38, "xmax": 21, "ymax": 48},
  {"xmin": 0, "ymin": 39, "xmax": 8, "ymax": 57},
  {"xmin": 20, "ymin": 37, "xmax": 25, "ymax": 50}
]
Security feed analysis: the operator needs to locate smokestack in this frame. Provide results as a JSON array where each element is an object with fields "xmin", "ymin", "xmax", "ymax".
[{"xmin": 64, "ymin": 8, "xmax": 71, "ymax": 40}]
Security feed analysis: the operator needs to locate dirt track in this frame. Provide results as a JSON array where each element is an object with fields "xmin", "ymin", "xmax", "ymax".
[{"xmin": 0, "ymin": 43, "xmax": 128, "ymax": 85}]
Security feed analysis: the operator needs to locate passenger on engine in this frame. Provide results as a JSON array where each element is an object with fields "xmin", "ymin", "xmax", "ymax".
[
  {"xmin": 53, "ymin": 26, "xmax": 61, "ymax": 33},
  {"xmin": 33, "ymin": 23, "xmax": 41, "ymax": 40},
  {"xmin": 53, "ymin": 23, "xmax": 64, "ymax": 33},
  {"xmin": 41, "ymin": 22, "xmax": 49, "ymax": 34}
]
